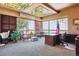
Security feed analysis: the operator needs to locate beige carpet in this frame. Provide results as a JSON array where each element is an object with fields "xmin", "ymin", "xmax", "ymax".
[{"xmin": 0, "ymin": 37, "xmax": 75, "ymax": 56}]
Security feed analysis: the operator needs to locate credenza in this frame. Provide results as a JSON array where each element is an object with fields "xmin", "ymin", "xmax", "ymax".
[{"xmin": 76, "ymin": 39, "xmax": 79, "ymax": 56}]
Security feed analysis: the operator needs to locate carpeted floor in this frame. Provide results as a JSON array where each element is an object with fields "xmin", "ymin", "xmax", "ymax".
[{"xmin": 0, "ymin": 37, "xmax": 75, "ymax": 56}]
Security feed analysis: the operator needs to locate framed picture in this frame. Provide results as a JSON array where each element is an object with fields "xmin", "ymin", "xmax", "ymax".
[{"xmin": 74, "ymin": 19, "xmax": 79, "ymax": 25}]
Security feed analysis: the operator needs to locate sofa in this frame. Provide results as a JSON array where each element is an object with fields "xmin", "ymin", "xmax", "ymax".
[{"xmin": 0, "ymin": 31, "xmax": 10, "ymax": 44}]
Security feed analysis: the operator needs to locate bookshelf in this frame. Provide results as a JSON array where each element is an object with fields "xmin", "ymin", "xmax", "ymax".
[{"xmin": 0, "ymin": 14, "xmax": 16, "ymax": 32}]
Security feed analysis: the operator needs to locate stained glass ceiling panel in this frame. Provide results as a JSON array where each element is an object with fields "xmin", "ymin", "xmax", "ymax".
[
  {"xmin": 29, "ymin": 6, "xmax": 56, "ymax": 17},
  {"xmin": 1, "ymin": 3, "xmax": 33, "ymax": 10},
  {"xmin": 0, "ymin": 3, "xmax": 56, "ymax": 17}
]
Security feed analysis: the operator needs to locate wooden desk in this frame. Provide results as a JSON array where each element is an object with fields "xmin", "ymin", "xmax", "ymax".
[{"xmin": 45, "ymin": 35, "xmax": 56, "ymax": 46}]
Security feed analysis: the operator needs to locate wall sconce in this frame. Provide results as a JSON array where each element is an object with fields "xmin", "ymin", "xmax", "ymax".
[
  {"xmin": 74, "ymin": 19, "xmax": 79, "ymax": 25},
  {"xmin": 74, "ymin": 19, "xmax": 79, "ymax": 30}
]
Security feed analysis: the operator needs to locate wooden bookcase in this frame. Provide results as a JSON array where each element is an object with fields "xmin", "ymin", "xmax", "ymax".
[{"xmin": 0, "ymin": 14, "xmax": 16, "ymax": 32}]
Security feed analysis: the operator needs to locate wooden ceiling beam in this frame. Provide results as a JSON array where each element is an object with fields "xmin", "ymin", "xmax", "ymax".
[{"xmin": 42, "ymin": 3, "xmax": 60, "ymax": 13}]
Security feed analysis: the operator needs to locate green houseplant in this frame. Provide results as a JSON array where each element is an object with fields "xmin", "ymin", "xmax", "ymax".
[{"xmin": 10, "ymin": 31, "xmax": 21, "ymax": 42}]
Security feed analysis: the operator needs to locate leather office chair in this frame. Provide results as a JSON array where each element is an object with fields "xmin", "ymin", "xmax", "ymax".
[{"xmin": 59, "ymin": 34, "xmax": 68, "ymax": 46}]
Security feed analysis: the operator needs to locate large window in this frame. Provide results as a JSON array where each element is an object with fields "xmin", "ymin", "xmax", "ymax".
[
  {"xmin": 49, "ymin": 20, "xmax": 57, "ymax": 35},
  {"xmin": 43, "ymin": 21, "xmax": 49, "ymax": 35},
  {"xmin": 17, "ymin": 18, "xmax": 28, "ymax": 31},
  {"xmin": 28, "ymin": 20, "xmax": 35, "ymax": 33},
  {"xmin": 17, "ymin": 18, "xmax": 35, "ymax": 34},
  {"xmin": 43, "ymin": 17, "xmax": 68, "ymax": 35},
  {"xmin": 58, "ymin": 18, "xmax": 68, "ymax": 33}
]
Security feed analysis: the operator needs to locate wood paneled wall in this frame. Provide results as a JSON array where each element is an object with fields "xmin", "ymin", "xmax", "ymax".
[{"xmin": 35, "ymin": 20, "xmax": 42, "ymax": 33}]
